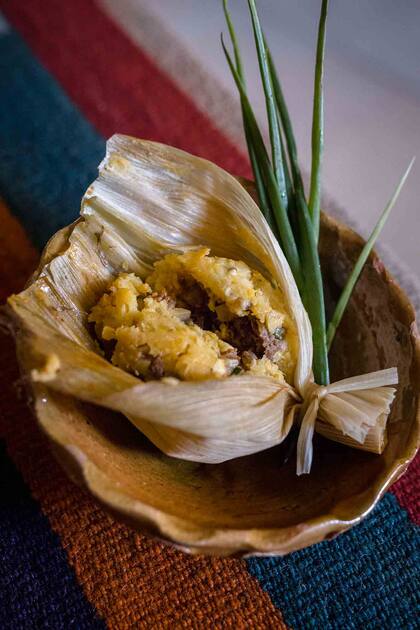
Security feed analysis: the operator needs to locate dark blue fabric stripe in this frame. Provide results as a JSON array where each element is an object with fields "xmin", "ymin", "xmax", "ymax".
[
  {"xmin": 0, "ymin": 22, "xmax": 106, "ymax": 628},
  {"xmin": 0, "ymin": 440, "xmax": 105, "ymax": 630},
  {"xmin": 247, "ymin": 494, "xmax": 420, "ymax": 629},
  {"xmin": 0, "ymin": 20, "xmax": 104, "ymax": 250}
]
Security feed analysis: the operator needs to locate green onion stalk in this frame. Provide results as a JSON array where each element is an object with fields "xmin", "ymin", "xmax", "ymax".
[{"xmin": 222, "ymin": 0, "xmax": 413, "ymax": 386}]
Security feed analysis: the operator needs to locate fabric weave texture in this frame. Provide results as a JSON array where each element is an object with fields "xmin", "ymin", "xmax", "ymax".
[{"xmin": 0, "ymin": 1, "xmax": 418, "ymax": 628}]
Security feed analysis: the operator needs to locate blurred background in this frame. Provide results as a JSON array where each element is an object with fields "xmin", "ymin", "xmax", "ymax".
[{"xmin": 107, "ymin": 0, "xmax": 420, "ymax": 274}]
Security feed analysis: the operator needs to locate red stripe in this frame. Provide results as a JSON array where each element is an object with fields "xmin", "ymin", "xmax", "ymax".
[
  {"xmin": 2, "ymin": 0, "xmax": 418, "ymax": 525},
  {"xmin": 391, "ymin": 457, "xmax": 419, "ymax": 524},
  {"xmin": 1, "ymin": 0, "xmax": 250, "ymax": 179}
]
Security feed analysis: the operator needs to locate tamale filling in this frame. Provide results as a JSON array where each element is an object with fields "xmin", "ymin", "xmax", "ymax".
[{"xmin": 89, "ymin": 248, "xmax": 297, "ymax": 383}]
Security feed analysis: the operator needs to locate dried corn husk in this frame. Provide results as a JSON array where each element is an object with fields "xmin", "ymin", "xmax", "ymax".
[{"xmin": 6, "ymin": 135, "xmax": 398, "ymax": 473}]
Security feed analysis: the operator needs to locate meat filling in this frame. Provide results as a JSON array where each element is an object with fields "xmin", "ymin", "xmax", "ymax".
[
  {"xmin": 220, "ymin": 316, "xmax": 285, "ymax": 362},
  {"xmin": 177, "ymin": 276, "xmax": 218, "ymax": 331},
  {"xmin": 177, "ymin": 277, "xmax": 287, "ymax": 364},
  {"xmin": 89, "ymin": 250, "xmax": 296, "ymax": 383}
]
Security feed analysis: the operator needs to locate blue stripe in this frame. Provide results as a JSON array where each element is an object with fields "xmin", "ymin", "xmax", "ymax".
[
  {"xmin": 0, "ymin": 19, "xmax": 419, "ymax": 630},
  {"xmin": 0, "ymin": 23, "xmax": 106, "ymax": 627},
  {"xmin": 247, "ymin": 494, "xmax": 420, "ymax": 629},
  {"xmin": 0, "ymin": 22, "xmax": 104, "ymax": 249},
  {"xmin": 0, "ymin": 440, "xmax": 105, "ymax": 629}
]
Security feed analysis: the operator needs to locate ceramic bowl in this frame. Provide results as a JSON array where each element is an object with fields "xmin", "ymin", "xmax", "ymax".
[{"xmin": 15, "ymin": 212, "xmax": 420, "ymax": 556}]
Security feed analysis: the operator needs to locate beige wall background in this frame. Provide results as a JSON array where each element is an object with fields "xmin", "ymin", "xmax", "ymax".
[{"xmin": 107, "ymin": 0, "xmax": 420, "ymax": 276}]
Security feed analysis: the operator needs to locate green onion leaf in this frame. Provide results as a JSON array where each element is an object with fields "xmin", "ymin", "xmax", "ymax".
[
  {"xmin": 308, "ymin": 0, "xmax": 329, "ymax": 242},
  {"xmin": 247, "ymin": 133, "xmax": 273, "ymax": 226},
  {"xmin": 221, "ymin": 35, "xmax": 302, "ymax": 284},
  {"xmin": 267, "ymin": 43, "xmax": 305, "ymax": 198},
  {"xmin": 247, "ymin": 0, "xmax": 288, "ymax": 207},
  {"xmin": 327, "ymin": 157, "xmax": 415, "ymax": 350},
  {"xmin": 296, "ymin": 190, "xmax": 329, "ymax": 385},
  {"xmin": 223, "ymin": 1, "xmax": 274, "ymax": 226},
  {"xmin": 278, "ymin": 117, "xmax": 294, "ymax": 203},
  {"xmin": 222, "ymin": 0, "xmax": 244, "ymax": 77}
]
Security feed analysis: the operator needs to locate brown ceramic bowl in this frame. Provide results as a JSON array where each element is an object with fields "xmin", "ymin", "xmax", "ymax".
[{"xmin": 18, "ymin": 212, "xmax": 420, "ymax": 556}]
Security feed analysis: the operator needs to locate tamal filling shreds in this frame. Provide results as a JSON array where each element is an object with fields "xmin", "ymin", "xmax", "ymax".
[{"xmin": 89, "ymin": 248, "xmax": 298, "ymax": 384}]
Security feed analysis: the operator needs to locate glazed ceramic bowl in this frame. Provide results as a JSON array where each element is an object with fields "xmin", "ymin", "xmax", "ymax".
[{"xmin": 15, "ymin": 211, "xmax": 420, "ymax": 556}]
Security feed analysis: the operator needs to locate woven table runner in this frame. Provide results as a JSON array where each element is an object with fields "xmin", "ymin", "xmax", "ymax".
[{"xmin": 0, "ymin": 1, "xmax": 418, "ymax": 628}]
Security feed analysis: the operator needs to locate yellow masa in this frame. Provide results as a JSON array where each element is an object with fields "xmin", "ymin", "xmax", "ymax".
[{"xmin": 89, "ymin": 249, "xmax": 297, "ymax": 383}]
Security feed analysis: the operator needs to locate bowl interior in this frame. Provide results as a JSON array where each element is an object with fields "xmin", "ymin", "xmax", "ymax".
[{"xmin": 39, "ymin": 214, "xmax": 419, "ymax": 536}]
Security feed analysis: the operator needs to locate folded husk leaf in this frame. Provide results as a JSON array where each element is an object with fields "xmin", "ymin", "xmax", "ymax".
[
  {"xmin": 7, "ymin": 135, "xmax": 397, "ymax": 470},
  {"xmin": 8, "ymin": 135, "xmax": 310, "ymax": 463},
  {"xmin": 295, "ymin": 369, "xmax": 397, "ymax": 474}
]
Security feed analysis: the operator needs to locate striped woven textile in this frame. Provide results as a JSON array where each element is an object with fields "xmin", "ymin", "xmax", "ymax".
[{"xmin": 0, "ymin": 1, "xmax": 418, "ymax": 628}]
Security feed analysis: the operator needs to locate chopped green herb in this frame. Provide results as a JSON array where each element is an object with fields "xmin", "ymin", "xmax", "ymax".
[{"xmin": 273, "ymin": 327, "xmax": 285, "ymax": 340}]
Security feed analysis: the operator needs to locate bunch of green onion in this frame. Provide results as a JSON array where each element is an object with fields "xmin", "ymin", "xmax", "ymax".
[{"xmin": 222, "ymin": 0, "xmax": 414, "ymax": 386}]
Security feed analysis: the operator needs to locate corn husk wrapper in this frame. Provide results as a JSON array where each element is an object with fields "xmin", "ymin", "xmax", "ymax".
[{"xmin": 7, "ymin": 135, "xmax": 398, "ymax": 473}]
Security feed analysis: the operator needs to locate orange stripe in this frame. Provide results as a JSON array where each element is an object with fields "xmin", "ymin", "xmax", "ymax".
[
  {"xmin": 0, "ymin": 203, "xmax": 288, "ymax": 628},
  {"xmin": 0, "ymin": 199, "xmax": 38, "ymax": 302}
]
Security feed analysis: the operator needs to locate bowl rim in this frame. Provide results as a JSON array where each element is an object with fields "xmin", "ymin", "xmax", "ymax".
[{"xmin": 12, "ymin": 211, "xmax": 420, "ymax": 556}]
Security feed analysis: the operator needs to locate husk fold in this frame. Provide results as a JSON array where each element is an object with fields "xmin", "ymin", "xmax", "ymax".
[{"xmin": 7, "ymin": 135, "xmax": 397, "ymax": 472}]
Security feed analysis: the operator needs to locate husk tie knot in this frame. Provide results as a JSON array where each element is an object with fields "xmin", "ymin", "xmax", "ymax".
[{"xmin": 295, "ymin": 368, "xmax": 398, "ymax": 475}]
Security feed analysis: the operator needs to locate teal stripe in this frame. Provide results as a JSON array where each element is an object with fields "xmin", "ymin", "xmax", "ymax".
[
  {"xmin": 0, "ymin": 22, "xmax": 106, "ymax": 628},
  {"xmin": 0, "ymin": 440, "xmax": 105, "ymax": 629},
  {"xmin": 247, "ymin": 494, "xmax": 420, "ymax": 629},
  {"xmin": 0, "ymin": 21, "xmax": 104, "ymax": 249}
]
